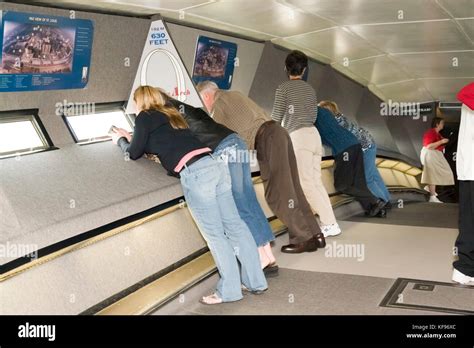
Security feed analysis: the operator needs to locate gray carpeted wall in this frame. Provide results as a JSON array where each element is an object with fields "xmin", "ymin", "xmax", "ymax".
[
  {"xmin": 166, "ymin": 22, "xmax": 263, "ymax": 97},
  {"xmin": 0, "ymin": 3, "xmax": 265, "ymax": 263},
  {"xmin": 248, "ymin": 42, "xmax": 438, "ymax": 165},
  {"xmin": 0, "ymin": 2, "xmax": 150, "ymax": 146},
  {"xmin": 0, "ymin": 3, "xmax": 264, "ymax": 147}
]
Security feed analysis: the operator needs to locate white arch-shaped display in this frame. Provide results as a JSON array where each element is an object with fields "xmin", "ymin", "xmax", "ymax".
[{"xmin": 140, "ymin": 48, "xmax": 187, "ymax": 102}]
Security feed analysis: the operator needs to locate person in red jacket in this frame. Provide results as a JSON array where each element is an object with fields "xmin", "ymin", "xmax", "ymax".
[
  {"xmin": 452, "ymin": 82, "xmax": 474, "ymax": 286},
  {"xmin": 420, "ymin": 117, "xmax": 454, "ymax": 203}
]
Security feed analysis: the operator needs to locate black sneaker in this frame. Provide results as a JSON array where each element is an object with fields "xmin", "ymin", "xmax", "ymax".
[
  {"xmin": 369, "ymin": 199, "xmax": 386, "ymax": 217},
  {"xmin": 263, "ymin": 263, "xmax": 279, "ymax": 277},
  {"xmin": 377, "ymin": 208, "xmax": 387, "ymax": 218}
]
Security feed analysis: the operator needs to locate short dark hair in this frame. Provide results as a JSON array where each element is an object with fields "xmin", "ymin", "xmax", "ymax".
[
  {"xmin": 431, "ymin": 117, "xmax": 444, "ymax": 128},
  {"xmin": 285, "ymin": 50, "xmax": 308, "ymax": 76}
]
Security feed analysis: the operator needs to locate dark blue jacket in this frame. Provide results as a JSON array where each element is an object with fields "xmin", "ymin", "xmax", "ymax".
[{"xmin": 315, "ymin": 107, "xmax": 359, "ymax": 155}]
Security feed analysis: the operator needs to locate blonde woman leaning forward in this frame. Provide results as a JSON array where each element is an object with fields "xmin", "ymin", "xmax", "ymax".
[{"xmin": 111, "ymin": 86, "xmax": 267, "ymax": 304}]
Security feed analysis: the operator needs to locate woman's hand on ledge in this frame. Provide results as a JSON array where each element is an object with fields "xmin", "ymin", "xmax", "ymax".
[
  {"xmin": 115, "ymin": 128, "xmax": 132, "ymax": 142},
  {"xmin": 111, "ymin": 132, "xmax": 123, "ymax": 145}
]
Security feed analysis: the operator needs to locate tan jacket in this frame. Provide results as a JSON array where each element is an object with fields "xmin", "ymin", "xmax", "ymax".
[{"xmin": 212, "ymin": 90, "xmax": 270, "ymax": 150}]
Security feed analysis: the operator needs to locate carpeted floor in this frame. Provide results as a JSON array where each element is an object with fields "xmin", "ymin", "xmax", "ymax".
[
  {"xmin": 156, "ymin": 269, "xmax": 450, "ymax": 315},
  {"xmin": 342, "ymin": 202, "xmax": 458, "ymax": 229},
  {"xmin": 154, "ymin": 202, "xmax": 464, "ymax": 316},
  {"xmin": 272, "ymin": 220, "xmax": 458, "ymax": 283}
]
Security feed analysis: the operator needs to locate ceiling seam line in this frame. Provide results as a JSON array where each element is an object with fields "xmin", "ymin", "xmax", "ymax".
[
  {"xmin": 272, "ymin": 38, "xmax": 334, "ymax": 62},
  {"xmin": 434, "ymin": 0, "xmax": 474, "ymax": 46},
  {"xmin": 173, "ymin": 13, "xmax": 281, "ymax": 39},
  {"xmin": 391, "ymin": 50, "xmax": 474, "ymax": 55},
  {"xmin": 282, "ymin": 26, "xmax": 340, "ymax": 40},
  {"xmin": 347, "ymin": 18, "xmax": 451, "ymax": 27},
  {"xmin": 179, "ymin": 1, "xmax": 218, "ymax": 12}
]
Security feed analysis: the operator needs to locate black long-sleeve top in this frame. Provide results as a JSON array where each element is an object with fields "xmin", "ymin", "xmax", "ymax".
[
  {"xmin": 118, "ymin": 109, "xmax": 210, "ymax": 176},
  {"xmin": 169, "ymin": 99, "xmax": 234, "ymax": 150}
]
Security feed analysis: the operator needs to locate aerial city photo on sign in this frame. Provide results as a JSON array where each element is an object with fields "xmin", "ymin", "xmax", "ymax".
[
  {"xmin": 192, "ymin": 35, "xmax": 237, "ymax": 90},
  {"xmin": 0, "ymin": 10, "xmax": 93, "ymax": 92}
]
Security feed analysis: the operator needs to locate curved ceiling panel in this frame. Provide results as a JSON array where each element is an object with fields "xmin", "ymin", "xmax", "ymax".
[
  {"xmin": 185, "ymin": 0, "xmax": 334, "ymax": 37},
  {"xmin": 285, "ymin": 27, "xmax": 382, "ymax": 61},
  {"xmin": 349, "ymin": 20, "xmax": 472, "ymax": 53},
  {"xmin": 333, "ymin": 55, "xmax": 411, "ymax": 86},
  {"xmin": 19, "ymin": 0, "xmax": 474, "ymax": 102},
  {"xmin": 286, "ymin": 0, "xmax": 450, "ymax": 25},
  {"xmin": 437, "ymin": 0, "xmax": 474, "ymax": 18},
  {"xmin": 392, "ymin": 51, "xmax": 474, "ymax": 78},
  {"xmin": 377, "ymin": 79, "xmax": 433, "ymax": 102}
]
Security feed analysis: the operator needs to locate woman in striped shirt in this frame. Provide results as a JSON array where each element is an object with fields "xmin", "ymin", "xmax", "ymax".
[{"xmin": 271, "ymin": 50, "xmax": 341, "ymax": 241}]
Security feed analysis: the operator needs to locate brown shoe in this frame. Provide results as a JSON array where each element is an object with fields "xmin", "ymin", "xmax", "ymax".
[
  {"xmin": 281, "ymin": 238, "xmax": 318, "ymax": 254},
  {"xmin": 313, "ymin": 233, "xmax": 326, "ymax": 248}
]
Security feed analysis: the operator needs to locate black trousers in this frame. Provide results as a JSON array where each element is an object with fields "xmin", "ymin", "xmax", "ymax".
[
  {"xmin": 453, "ymin": 180, "xmax": 474, "ymax": 276},
  {"xmin": 334, "ymin": 144, "xmax": 379, "ymax": 211}
]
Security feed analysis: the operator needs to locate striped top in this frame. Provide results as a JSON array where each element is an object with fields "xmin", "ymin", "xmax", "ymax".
[{"xmin": 271, "ymin": 79, "xmax": 318, "ymax": 134}]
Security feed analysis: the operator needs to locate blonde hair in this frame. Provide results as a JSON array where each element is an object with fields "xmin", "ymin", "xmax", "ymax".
[
  {"xmin": 133, "ymin": 85, "xmax": 188, "ymax": 129},
  {"xmin": 318, "ymin": 100, "xmax": 340, "ymax": 115}
]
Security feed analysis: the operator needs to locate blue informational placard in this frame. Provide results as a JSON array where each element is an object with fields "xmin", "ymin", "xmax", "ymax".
[
  {"xmin": 192, "ymin": 36, "xmax": 237, "ymax": 90},
  {"xmin": 0, "ymin": 11, "xmax": 94, "ymax": 92}
]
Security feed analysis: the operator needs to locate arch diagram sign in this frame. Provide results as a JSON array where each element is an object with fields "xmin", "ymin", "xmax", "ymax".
[
  {"xmin": 126, "ymin": 19, "xmax": 202, "ymax": 114},
  {"xmin": 0, "ymin": 10, "xmax": 94, "ymax": 92}
]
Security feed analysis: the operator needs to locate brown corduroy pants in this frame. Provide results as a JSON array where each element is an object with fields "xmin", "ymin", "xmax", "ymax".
[{"xmin": 255, "ymin": 121, "xmax": 321, "ymax": 244}]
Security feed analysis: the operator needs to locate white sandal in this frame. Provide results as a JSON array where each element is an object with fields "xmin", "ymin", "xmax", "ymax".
[{"xmin": 199, "ymin": 293, "xmax": 223, "ymax": 305}]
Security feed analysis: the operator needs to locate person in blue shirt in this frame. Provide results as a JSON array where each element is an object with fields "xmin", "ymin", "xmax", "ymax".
[
  {"xmin": 314, "ymin": 106, "xmax": 387, "ymax": 218},
  {"xmin": 319, "ymin": 101, "xmax": 391, "ymax": 205}
]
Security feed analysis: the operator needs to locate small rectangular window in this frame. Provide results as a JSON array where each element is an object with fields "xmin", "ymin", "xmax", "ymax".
[
  {"xmin": 0, "ymin": 110, "xmax": 52, "ymax": 159},
  {"xmin": 63, "ymin": 102, "xmax": 133, "ymax": 144}
]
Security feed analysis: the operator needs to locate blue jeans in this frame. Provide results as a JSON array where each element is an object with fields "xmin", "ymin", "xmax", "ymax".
[
  {"xmin": 214, "ymin": 134, "xmax": 275, "ymax": 247},
  {"xmin": 180, "ymin": 155, "xmax": 267, "ymax": 302},
  {"xmin": 363, "ymin": 145, "xmax": 391, "ymax": 203}
]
